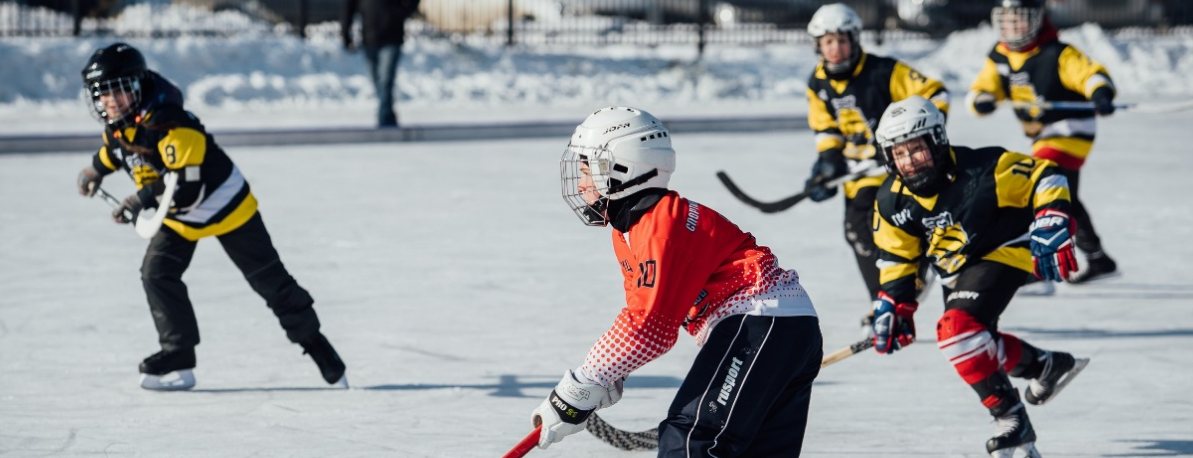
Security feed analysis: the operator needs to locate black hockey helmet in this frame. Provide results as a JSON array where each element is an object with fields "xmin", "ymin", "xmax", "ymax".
[
  {"xmin": 993, "ymin": 0, "xmax": 1046, "ymax": 51},
  {"xmin": 82, "ymin": 43, "xmax": 147, "ymax": 129}
]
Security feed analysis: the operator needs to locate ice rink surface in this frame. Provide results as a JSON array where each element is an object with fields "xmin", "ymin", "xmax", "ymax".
[{"xmin": 1, "ymin": 109, "xmax": 1192, "ymax": 457}]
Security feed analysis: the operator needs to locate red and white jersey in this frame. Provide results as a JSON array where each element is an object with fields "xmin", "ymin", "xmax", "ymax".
[{"xmin": 578, "ymin": 192, "xmax": 817, "ymax": 388}]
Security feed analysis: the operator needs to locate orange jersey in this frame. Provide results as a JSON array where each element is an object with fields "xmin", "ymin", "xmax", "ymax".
[{"xmin": 579, "ymin": 192, "xmax": 817, "ymax": 387}]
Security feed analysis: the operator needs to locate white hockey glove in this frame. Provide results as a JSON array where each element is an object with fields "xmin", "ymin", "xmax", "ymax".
[{"xmin": 530, "ymin": 370, "xmax": 623, "ymax": 449}]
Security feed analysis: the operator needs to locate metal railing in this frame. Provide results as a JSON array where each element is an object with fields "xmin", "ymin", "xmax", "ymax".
[{"xmin": 2, "ymin": 0, "xmax": 1190, "ymax": 44}]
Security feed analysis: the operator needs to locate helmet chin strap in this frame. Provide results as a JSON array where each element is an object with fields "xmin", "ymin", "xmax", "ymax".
[{"xmin": 606, "ymin": 168, "xmax": 659, "ymax": 196}]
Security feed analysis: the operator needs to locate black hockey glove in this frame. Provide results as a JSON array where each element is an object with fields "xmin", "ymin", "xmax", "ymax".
[
  {"xmin": 806, "ymin": 149, "xmax": 848, "ymax": 202},
  {"xmin": 77, "ymin": 166, "xmax": 104, "ymax": 197},
  {"xmin": 112, "ymin": 193, "xmax": 143, "ymax": 224},
  {"xmin": 1091, "ymin": 86, "xmax": 1116, "ymax": 116},
  {"xmin": 971, "ymin": 91, "xmax": 997, "ymax": 115},
  {"xmin": 112, "ymin": 183, "xmax": 162, "ymax": 224}
]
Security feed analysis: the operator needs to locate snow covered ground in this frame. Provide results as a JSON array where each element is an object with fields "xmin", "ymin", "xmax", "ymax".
[
  {"xmin": 3, "ymin": 20, "xmax": 1193, "ymax": 134},
  {"xmin": 1, "ymin": 106, "xmax": 1192, "ymax": 457}
]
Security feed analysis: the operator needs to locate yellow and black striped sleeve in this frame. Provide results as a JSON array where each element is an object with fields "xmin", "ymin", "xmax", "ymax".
[
  {"xmin": 90, "ymin": 133, "xmax": 121, "ymax": 175},
  {"xmin": 967, "ymin": 57, "xmax": 1007, "ymax": 115},
  {"xmin": 991, "ymin": 151, "xmax": 1071, "ymax": 213},
  {"xmin": 1056, "ymin": 45, "xmax": 1114, "ymax": 99},
  {"xmin": 807, "ymin": 86, "xmax": 845, "ymax": 155},
  {"xmin": 872, "ymin": 190, "xmax": 924, "ymax": 303},
  {"xmin": 890, "ymin": 61, "xmax": 950, "ymax": 116}
]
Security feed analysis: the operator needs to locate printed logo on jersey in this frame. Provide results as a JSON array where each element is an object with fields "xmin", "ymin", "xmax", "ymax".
[
  {"xmin": 926, "ymin": 223, "xmax": 970, "ymax": 275},
  {"xmin": 830, "ymin": 95, "xmax": 857, "ymax": 110},
  {"xmin": 620, "ymin": 259, "xmax": 633, "ymax": 274},
  {"xmin": 685, "ymin": 200, "xmax": 701, "ymax": 232},
  {"xmin": 892, "ymin": 208, "xmax": 913, "ymax": 226},
  {"xmin": 947, "ymin": 290, "xmax": 980, "ymax": 302},
  {"xmin": 1009, "ymin": 72, "xmax": 1044, "ymax": 122},
  {"xmin": 921, "ymin": 211, "xmax": 955, "ymax": 230},
  {"xmin": 717, "ymin": 357, "xmax": 745, "ymax": 406}
]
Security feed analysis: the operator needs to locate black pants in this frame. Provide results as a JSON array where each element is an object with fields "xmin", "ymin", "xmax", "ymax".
[
  {"xmin": 657, "ymin": 315, "xmax": 822, "ymax": 458},
  {"xmin": 1058, "ymin": 168, "xmax": 1105, "ymax": 254},
  {"xmin": 844, "ymin": 186, "xmax": 881, "ymax": 300},
  {"xmin": 141, "ymin": 212, "xmax": 320, "ymax": 351},
  {"xmin": 942, "ymin": 261, "xmax": 1026, "ymax": 329}
]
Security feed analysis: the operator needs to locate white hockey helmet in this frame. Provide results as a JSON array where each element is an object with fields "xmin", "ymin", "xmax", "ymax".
[
  {"xmin": 992, "ymin": 0, "xmax": 1045, "ymax": 51},
  {"xmin": 807, "ymin": 3, "xmax": 864, "ymax": 78},
  {"xmin": 561, "ymin": 107, "xmax": 675, "ymax": 226},
  {"xmin": 875, "ymin": 96, "xmax": 953, "ymax": 196}
]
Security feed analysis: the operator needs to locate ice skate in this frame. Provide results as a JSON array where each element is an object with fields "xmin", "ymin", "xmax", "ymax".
[
  {"xmin": 986, "ymin": 403, "xmax": 1041, "ymax": 458},
  {"xmin": 1017, "ymin": 280, "xmax": 1055, "ymax": 297},
  {"xmin": 301, "ymin": 332, "xmax": 348, "ymax": 388},
  {"xmin": 1025, "ymin": 351, "xmax": 1089, "ymax": 405},
  {"xmin": 1067, "ymin": 250, "xmax": 1119, "ymax": 284},
  {"xmin": 139, "ymin": 348, "xmax": 196, "ymax": 391}
]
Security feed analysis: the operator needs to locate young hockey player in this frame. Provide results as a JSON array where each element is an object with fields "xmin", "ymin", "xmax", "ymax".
[
  {"xmin": 533, "ymin": 107, "xmax": 823, "ymax": 456},
  {"xmin": 801, "ymin": 3, "xmax": 949, "ymax": 314},
  {"xmin": 75, "ymin": 43, "xmax": 346, "ymax": 391},
  {"xmin": 968, "ymin": 0, "xmax": 1118, "ymax": 290},
  {"xmin": 869, "ymin": 96, "xmax": 1089, "ymax": 458}
]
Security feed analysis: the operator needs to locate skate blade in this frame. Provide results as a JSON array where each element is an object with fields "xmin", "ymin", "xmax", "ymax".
[
  {"xmin": 332, "ymin": 374, "xmax": 349, "ymax": 389},
  {"xmin": 990, "ymin": 442, "xmax": 1041, "ymax": 458},
  {"xmin": 1033, "ymin": 358, "xmax": 1090, "ymax": 406},
  {"xmin": 1066, "ymin": 270, "xmax": 1122, "ymax": 285},
  {"xmin": 140, "ymin": 369, "xmax": 196, "ymax": 391}
]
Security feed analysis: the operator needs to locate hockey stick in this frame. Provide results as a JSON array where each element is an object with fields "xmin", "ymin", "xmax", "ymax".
[
  {"xmin": 501, "ymin": 425, "xmax": 541, "ymax": 458},
  {"xmin": 1010, "ymin": 99, "xmax": 1193, "ymax": 114},
  {"xmin": 92, "ymin": 171, "xmax": 178, "ymax": 239},
  {"xmin": 95, "ymin": 187, "xmax": 136, "ymax": 224},
  {"xmin": 717, "ymin": 166, "xmax": 879, "ymax": 214},
  {"xmin": 586, "ymin": 337, "xmax": 878, "ymax": 451}
]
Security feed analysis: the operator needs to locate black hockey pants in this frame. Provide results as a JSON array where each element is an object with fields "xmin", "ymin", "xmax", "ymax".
[
  {"xmin": 657, "ymin": 315, "xmax": 822, "ymax": 458},
  {"xmin": 1057, "ymin": 168, "xmax": 1105, "ymax": 254},
  {"xmin": 844, "ymin": 186, "xmax": 881, "ymax": 300},
  {"xmin": 141, "ymin": 212, "xmax": 320, "ymax": 351}
]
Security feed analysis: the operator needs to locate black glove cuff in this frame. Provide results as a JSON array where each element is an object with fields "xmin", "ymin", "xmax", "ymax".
[
  {"xmin": 136, "ymin": 180, "xmax": 166, "ymax": 209},
  {"xmin": 548, "ymin": 389, "xmax": 593, "ymax": 425},
  {"xmin": 1091, "ymin": 85, "xmax": 1115, "ymax": 103}
]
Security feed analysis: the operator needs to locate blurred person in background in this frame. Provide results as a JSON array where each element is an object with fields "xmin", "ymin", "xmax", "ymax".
[
  {"xmin": 801, "ymin": 3, "xmax": 949, "ymax": 331},
  {"xmin": 342, "ymin": 0, "xmax": 421, "ymax": 127},
  {"xmin": 967, "ymin": 0, "xmax": 1119, "ymax": 294}
]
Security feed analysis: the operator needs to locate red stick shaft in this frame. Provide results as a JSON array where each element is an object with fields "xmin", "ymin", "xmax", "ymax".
[{"xmin": 501, "ymin": 425, "xmax": 541, "ymax": 458}]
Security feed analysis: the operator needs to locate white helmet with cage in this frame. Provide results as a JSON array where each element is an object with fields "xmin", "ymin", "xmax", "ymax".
[
  {"xmin": 875, "ymin": 96, "xmax": 953, "ymax": 196},
  {"xmin": 807, "ymin": 3, "xmax": 864, "ymax": 78},
  {"xmin": 992, "ymin": 0, "xmax": 1045, "ymax": 51},
  {"xmin": 560, "ymin": 107, "xmax": 675, "ymax": 226}
]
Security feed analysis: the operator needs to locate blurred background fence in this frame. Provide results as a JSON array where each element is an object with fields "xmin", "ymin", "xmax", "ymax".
[{"xmin": 2, "ymin": 0, "xmax": 1191, "ymax": 45}]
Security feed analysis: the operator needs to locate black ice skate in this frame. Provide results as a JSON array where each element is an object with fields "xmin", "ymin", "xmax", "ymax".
[
  {"xmin": 301, "ymin": 332, "xmax": 348, "ymax": 388},
  {"xmin": 986, "ymin": 403, "xmax": 1041, "ymax": 458},
  {"xmin": 1067, "ymin": 250, "xmax": 1119, "ymax": 284},
  {"xmin": 139, "ymin": 348, "xmax": 197, "ymax": 391},
  {"xmin": 1025, "ymin": 351, "xmax": 1089, "ymax": 405}
]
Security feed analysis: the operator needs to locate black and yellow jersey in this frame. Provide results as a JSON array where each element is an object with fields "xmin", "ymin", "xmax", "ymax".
[
  {"xmin": 807, "ymin": 52, "xmax": 949, "ymax": 199},
  {"xmin": 871, "ymin": 146, "xmax": 1071, "ymax": 303},
  {"xmin": 968, "ymin": 39, "xmax": 1114, "ymax": 169},
  {"xmin": 90, "ymin": 73, "xmax": 257, "ymax": 241}
]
